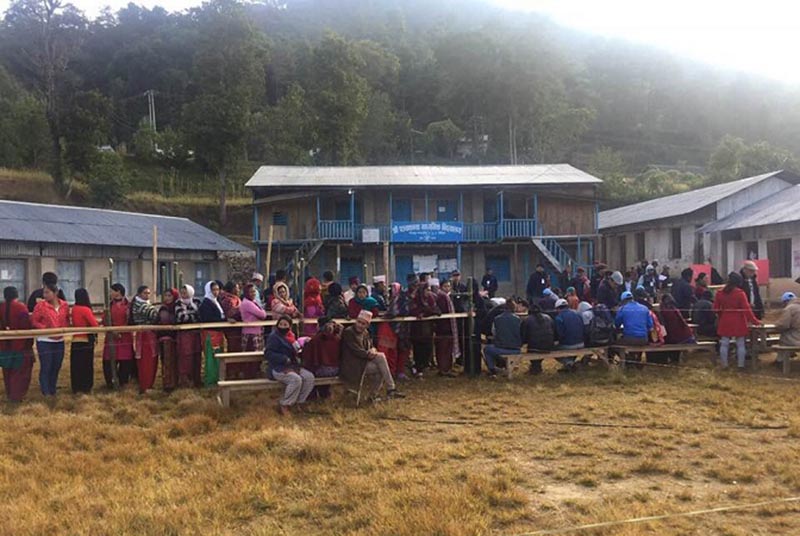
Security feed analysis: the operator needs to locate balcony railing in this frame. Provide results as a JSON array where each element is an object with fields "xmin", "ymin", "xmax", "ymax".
[
  {"xmin": 501, "ymin": 218, "xmax": 537, "ymax": 239},
  {"xmin": 315, "ymin": 219, "xmax": 540, "ymax": 242},
  {"xmin": 463, "ymin": 222, "xmax": 498, "ymax": 242},
  {"xmin": 317, "ymin": 220, "xmax": 353, "ymax": 240}
]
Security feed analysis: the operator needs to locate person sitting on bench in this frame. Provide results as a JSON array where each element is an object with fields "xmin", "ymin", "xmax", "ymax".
[
  {"xmin": 341, "ymin": 310, "xmax": 405, "ymax": 401},
  {"xmin": 265, "ymin": 315, "xmax": 316, "ymax": 416},
  {"xmin": 775, "ymin": 292, "xmax": 800, "ymax": 368},
  {"xmin": 302, "ymin": 316, "xmax": 343, "ymax": 398},
  {"xmin": 522, "ymin": 303, "xmax": 555, "ymax": 375},
  {"xmin": 554, "ymin": 299, "xmax": 585, "ymax": 372},
  {"xmin": 483, "ymin": 300, "xmax": 522, "ymax": 378},
  {"xmin": 615, "ymin": 291, "xmax": 653, "ymax": 367}
]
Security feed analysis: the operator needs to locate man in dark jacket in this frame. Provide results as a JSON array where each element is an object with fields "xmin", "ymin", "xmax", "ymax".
[
  {"xmin": 526, "ymin": 264, "xmax": 549, "ymax": 303},
  {"xmin": 483, "ymin": 301, "xmax": 521, "ymax": 377},
  {"xmin": 554, "ymin": 299, "xmax": 585, "ymax": 371},
  {"xmin": 740, "ymin": 260, "xmax": 764, "ymax": 320},
  {"xmin": 672, "ymin": 267, "xmax": 695, "ymax": 319},
  {"xmin": 569, "ymin": 267, "xmax": 591, "ymax": 302},
  {"xmin": 596, "ymin": 271, "xmax": 622, "ymax": 310},
  {"xmin": 340, "ymin": 310, "xmax": 404, "ymax": 400},
  {"xmin": 481, "ymin": 268, "xmax": 499, "ymax": 298},
  {"xmin": 521, "ymin": 303, "xmax": 555, "ymax": 375},
  {"xmin": 590, "ymin": 264, "xmax": 607, "ymax": 299}
]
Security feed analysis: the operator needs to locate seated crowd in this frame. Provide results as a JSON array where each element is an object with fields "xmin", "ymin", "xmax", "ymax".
[{"xmin": 0, "ymin": 258, "xmax": 797, "ymax": 407}]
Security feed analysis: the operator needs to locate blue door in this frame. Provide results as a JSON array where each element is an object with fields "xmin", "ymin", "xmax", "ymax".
[
  {"xmin": 335, "ymin": 200, "xmax": 362, "ymax": 222},
  {"xmin": 395, "ymin": 255, "xmax": 414, "ymax": 283},
  {"xmin": 392, "ymin": 199, "xmax": 412, "ymax": 221},
  {"xmin": 339, "ymin": 258, "xmax": 364, "ymax": 286},
  {"xmin": 436, "ymin": 200, "xmax": 458, "ymax": 221}
]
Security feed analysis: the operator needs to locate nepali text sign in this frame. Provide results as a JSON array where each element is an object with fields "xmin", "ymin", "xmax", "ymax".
[{"xmin": 391, "ymin": 221, "xmax": 463, "ymax": 242}]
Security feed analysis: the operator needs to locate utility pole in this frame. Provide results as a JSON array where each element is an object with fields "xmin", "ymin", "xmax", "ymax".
[{"xmin": 144, "ymin": 90, "xmax": 157, "ymax": 133}]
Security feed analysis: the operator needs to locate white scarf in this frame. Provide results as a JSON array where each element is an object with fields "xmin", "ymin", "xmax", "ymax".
[
  {"xmin": 180, "ymin": 284, "xmax": 196, "ymax": 306},
  {"xmin": 204, "ymin": 281, "xmax": 225, "ymax": 317}
]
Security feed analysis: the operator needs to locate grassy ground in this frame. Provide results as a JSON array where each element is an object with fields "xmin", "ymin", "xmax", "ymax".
[{"xmin": 2, "ymin": 347, "xmax": 800, "ymax": 535}]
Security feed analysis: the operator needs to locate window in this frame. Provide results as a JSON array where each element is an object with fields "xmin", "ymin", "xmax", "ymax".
[
  {"xmin": 745, "ymin": 241, "xmax": 759, "ymax": 260},
  {"xmin": 618, "ymin": 236, "xmax": 627, "ymax": 271},
  {"xmin": 272, "ymin": 212, "xmax": 288, "ymax": 226},
  {"xmin": 56, "ymin": 260, "xmax": 83, "ymax": 303},
  {"xmin": 483, "ymin": 198, "xmax": 498, "ymax": 223},
  {"xmin": 670, "ymin": 228, "xmax": 682, "ymax": 259},
  {"xmin": 485, "ymin": 255, "xmax": 511, "ymax": 282},
  {"xmin": 194, "ymin": 262, "xmax": 211, "ymax": 292},
  {"xmin": 113, "ymin": 260, "xmax": 131, "ymax": 297},
  {"xmin": 635, "ymin": 232, "xmax": 645, "ymax": 262},
  {"xmin": 767, "ymin": 239, "xmax": 791, "ymax": 278},
  {"xmin": 436, "ymin": 200, "xmax": 458, "ymax": 222},
  {"xmin": 0, "ymin": 259, "xmax": 26, "ymax": 298}
]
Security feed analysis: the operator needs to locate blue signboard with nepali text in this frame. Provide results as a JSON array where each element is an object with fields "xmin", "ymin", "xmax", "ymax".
[{"xmin": 391, "ymin": 221, "xmax": 463, "ymax": 242}]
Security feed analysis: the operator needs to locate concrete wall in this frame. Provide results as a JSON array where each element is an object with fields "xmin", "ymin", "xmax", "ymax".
[
  {"xmin": 0, "ymin": 244, "xmax": 229, "ymax": 304},
  {"xmin": 716, "ymin": 177, "xmax": 792, "ymax": 220}
]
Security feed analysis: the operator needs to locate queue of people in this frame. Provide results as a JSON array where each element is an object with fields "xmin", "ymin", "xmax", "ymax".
[{"xmin": 0, "ymin": 258, "xmax": 794, "ymax": 407}]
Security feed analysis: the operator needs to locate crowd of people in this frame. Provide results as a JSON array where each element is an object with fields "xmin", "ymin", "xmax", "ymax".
[{"xmin": 1, "ymin": 258, "xmax": 799, "ymax": 411}]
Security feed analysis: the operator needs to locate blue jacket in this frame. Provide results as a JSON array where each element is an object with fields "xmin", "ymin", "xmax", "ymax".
[
  {"xmin": 614, "ymin": 301, "xmax": 654, "ymax": 339},
  {"xmin": 492, "ymin": 311, "xmax": 522, "ymax": 350},
  {"xmin": 264, "ymin": 330, "xmax": 297, "ymax": 376},
  {"xmin": 555, "ymin": 309, "xmax": 585, "ymax": 346}
]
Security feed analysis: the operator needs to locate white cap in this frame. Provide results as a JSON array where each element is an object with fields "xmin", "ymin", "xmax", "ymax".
[
  {"xmin": 429, "ymin": 278, "xmax": 440, "ymax": 288},
  {"xmin": 251, "ymin": 272, "xmax": 264, "ymax": 282},
  {"xmin": 555, "ymin": 299, "xmax": 569, "ymax": 308},
  {"xmin": 372, "ymin": 275, "xmax": 386, "ymax": 284}
]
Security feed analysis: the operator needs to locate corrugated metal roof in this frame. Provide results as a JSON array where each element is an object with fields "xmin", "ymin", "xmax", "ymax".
[
  {"xmin": 0, "ymin": 200, "xmax": 249, "ymax": 252},
  {"xmin": 598, "ymin": 171, "xmax": 794, "ymax": 230},
  {"xmin": 700, "ymin": 184, "xmax": 800, "ymax": 233},
  {"xmin": 245, "ymin": 164, "xmax": 602, "ymax": 188}
]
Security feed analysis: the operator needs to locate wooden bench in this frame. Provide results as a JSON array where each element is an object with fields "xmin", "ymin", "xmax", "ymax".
[
  {"xmin": 505, "ymin": 347, "xmax": 609, "ymax": 378},
  {"xmin": 609, "ymin": 341, "xmax": 716, "ymax": 369},
  {"xmin": 771, "ymin": 345, "xmax": 800, "ymax": 376},
  {"xmin": 217, "ymin": 376, "xmax": 343, "ymax": 408}
]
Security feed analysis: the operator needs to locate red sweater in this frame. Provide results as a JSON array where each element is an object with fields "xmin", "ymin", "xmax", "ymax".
[
  {"xmin": 71, "ymin": 305, "xmax": 99, "ymax": 342},
  {"xmin": 660, "ymin": 307, "xmax": 694, "ymax": 344},
  {"xmin": 713, "ymin": 287, "xmax": 759, "ymax": 337},
  {"xmin": 0, "ymin": 299, "xmax": 33, "ymax": 352},
  {"xmin": 301, "ymin": 331, "xmax": 341, "ymax": 373},
  {"xmin": 31, "ymin": 299, "xmax": 70, "ymax": 340}
]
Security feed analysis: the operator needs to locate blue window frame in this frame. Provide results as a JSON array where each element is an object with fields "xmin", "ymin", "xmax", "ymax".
[
  {"xmin": 392, "ymin": 199, "xmax": 412, "ymax": 221},
  {"xmin": 485, "ymin": 255, "xmax": 511, "ymax": 282}
]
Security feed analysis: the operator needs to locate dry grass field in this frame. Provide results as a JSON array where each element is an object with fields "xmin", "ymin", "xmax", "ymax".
[{"xmin": 2, "ymin": 349, "xmax": 800, "ymax": 536}]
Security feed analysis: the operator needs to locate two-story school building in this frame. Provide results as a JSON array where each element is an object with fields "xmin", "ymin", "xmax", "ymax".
[{"xmin": 245, "ymin": 165, "xmax": 602, "ymax": 296}]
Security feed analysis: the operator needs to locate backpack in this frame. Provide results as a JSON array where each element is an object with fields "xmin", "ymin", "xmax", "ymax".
[{"xmin": 588, "ymin": 304, "xmax": 615, "ymax": 346}]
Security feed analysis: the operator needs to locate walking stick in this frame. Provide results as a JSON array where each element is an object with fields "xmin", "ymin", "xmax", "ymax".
[{"xmin": 104, "ymin": 258, "xmax": 119, "ymax": 389}]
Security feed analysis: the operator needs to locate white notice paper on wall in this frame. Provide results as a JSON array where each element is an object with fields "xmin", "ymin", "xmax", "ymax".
[
  {"xmin": 362, "ymin": 228, "xmax": 380, "ymax": 243},
  {"xmin": 437, "ymin": 258, "xmax": 458, "ymax": 274},
  {"xmin": 413, "ymin": 255, "xmax": 438, "ymax": 274},
  {"xmin": 0, "ymin": 270, "xmax": 8, "ymax": 280}
]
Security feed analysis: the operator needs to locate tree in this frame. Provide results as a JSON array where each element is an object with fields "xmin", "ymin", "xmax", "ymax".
[
  {"xmin": 60, "ymin": 89, "xmax": 111, "ymax": 175},
  {"xmin": 1, "ymin": 0, "xmax": 87, "ymax": 193},
  {"xmin": 0, "ymin": 65, "xmax": 50, "ymax": 168},
  {"xmin": 707, "ymin": 135, "xmax": 799, "ymax": 184},
  {"xmin": 182, "ymin": 0, "xmax": 266, "ymax": 225},
  {"xmin": 424, "ymin": 119, "xmax": 463, "ymax": 159},
  {"xmin": 305, "ymin": 33, "xmax": 369, "ymax": 165},
  {"xmin": 86, "ymin": 150, "xmax": 128, "ymax": 207},
  {"xmin": 250, "ymin": 83, "xmax": 315, "ymax": 165}
]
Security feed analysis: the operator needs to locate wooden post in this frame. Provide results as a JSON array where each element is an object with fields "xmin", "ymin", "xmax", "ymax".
[
  {"xmin": 336, "ymin": 244, "xmax": 341, "ymax": 280},
  {"xmin": 152, "ymin": 225, "xmax": 158, "ymax": 290},
  {"xmin": 264, "ymin": 225, "xmax": 274, "ymax": 288},
  {"xmin": 159, "ymin": 264, "xmax": 167, "ymax": 296},
  {"xmin": 513, "ymin": 242, "xmax": 519, "ymax": 294},
  {"xmin": 172, "ymin": 262, "xmax": 179, "ymax": 291},
  {"xmin": 105, "ymin": 258, "xmax": 119, "ymax": 389},
  {"xmin": 383, "ymin": 241, "xmax": 390, "ymax": 282}
]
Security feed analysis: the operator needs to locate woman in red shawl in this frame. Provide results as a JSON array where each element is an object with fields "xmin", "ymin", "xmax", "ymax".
[
  {"xmin": 103, "ymin": 283, "xmax": 135, "ymax": 388},
  {"xmin": 220, "ymin": 281, "xmax": 243, "ymax": 354},
  {"xmin": 714, "ymin": 272, "xmax": 760, "ymax": 369},
  {"xmin": 157, "ymin": 288, "xmax": 179, "ymax": 392},
  {"xmin": 303, "ymin": 278, "xmax": 325, "ymax": 337},
  {"xmin": 0, "ymin": 286, "xmax": 34, "ymax": 402}
]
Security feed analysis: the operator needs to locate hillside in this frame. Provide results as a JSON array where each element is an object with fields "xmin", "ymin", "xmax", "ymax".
[{"xmin": 0, "ymin": 168, "xmax": 252, "ymax": 244}]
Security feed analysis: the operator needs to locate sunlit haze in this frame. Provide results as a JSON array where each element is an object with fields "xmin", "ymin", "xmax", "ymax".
[
  {"xmin": 0, "ymin": 0, "xmax": 797, "ymax": 84},
  {"xmin": 495, "ymin": 0, "xmax": 800, "ymax": 84}
]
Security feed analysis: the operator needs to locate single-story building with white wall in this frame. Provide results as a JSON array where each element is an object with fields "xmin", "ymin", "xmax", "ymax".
[
  {"xmin": 0, "ymin": 200, "xmax": 250, "ymax": 303},
  {"xmin": 598, "ymin": 170, "xmax": 800, "ymax": 275},
  {"xmin": 699, "ymin": 183, "xmax": 800, "ymax": 299}
]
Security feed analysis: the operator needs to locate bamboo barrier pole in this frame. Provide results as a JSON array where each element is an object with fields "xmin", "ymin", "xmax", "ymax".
[{"xmin": 0, "ymin": 313, "xmax": 472, "ymax": 340}]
